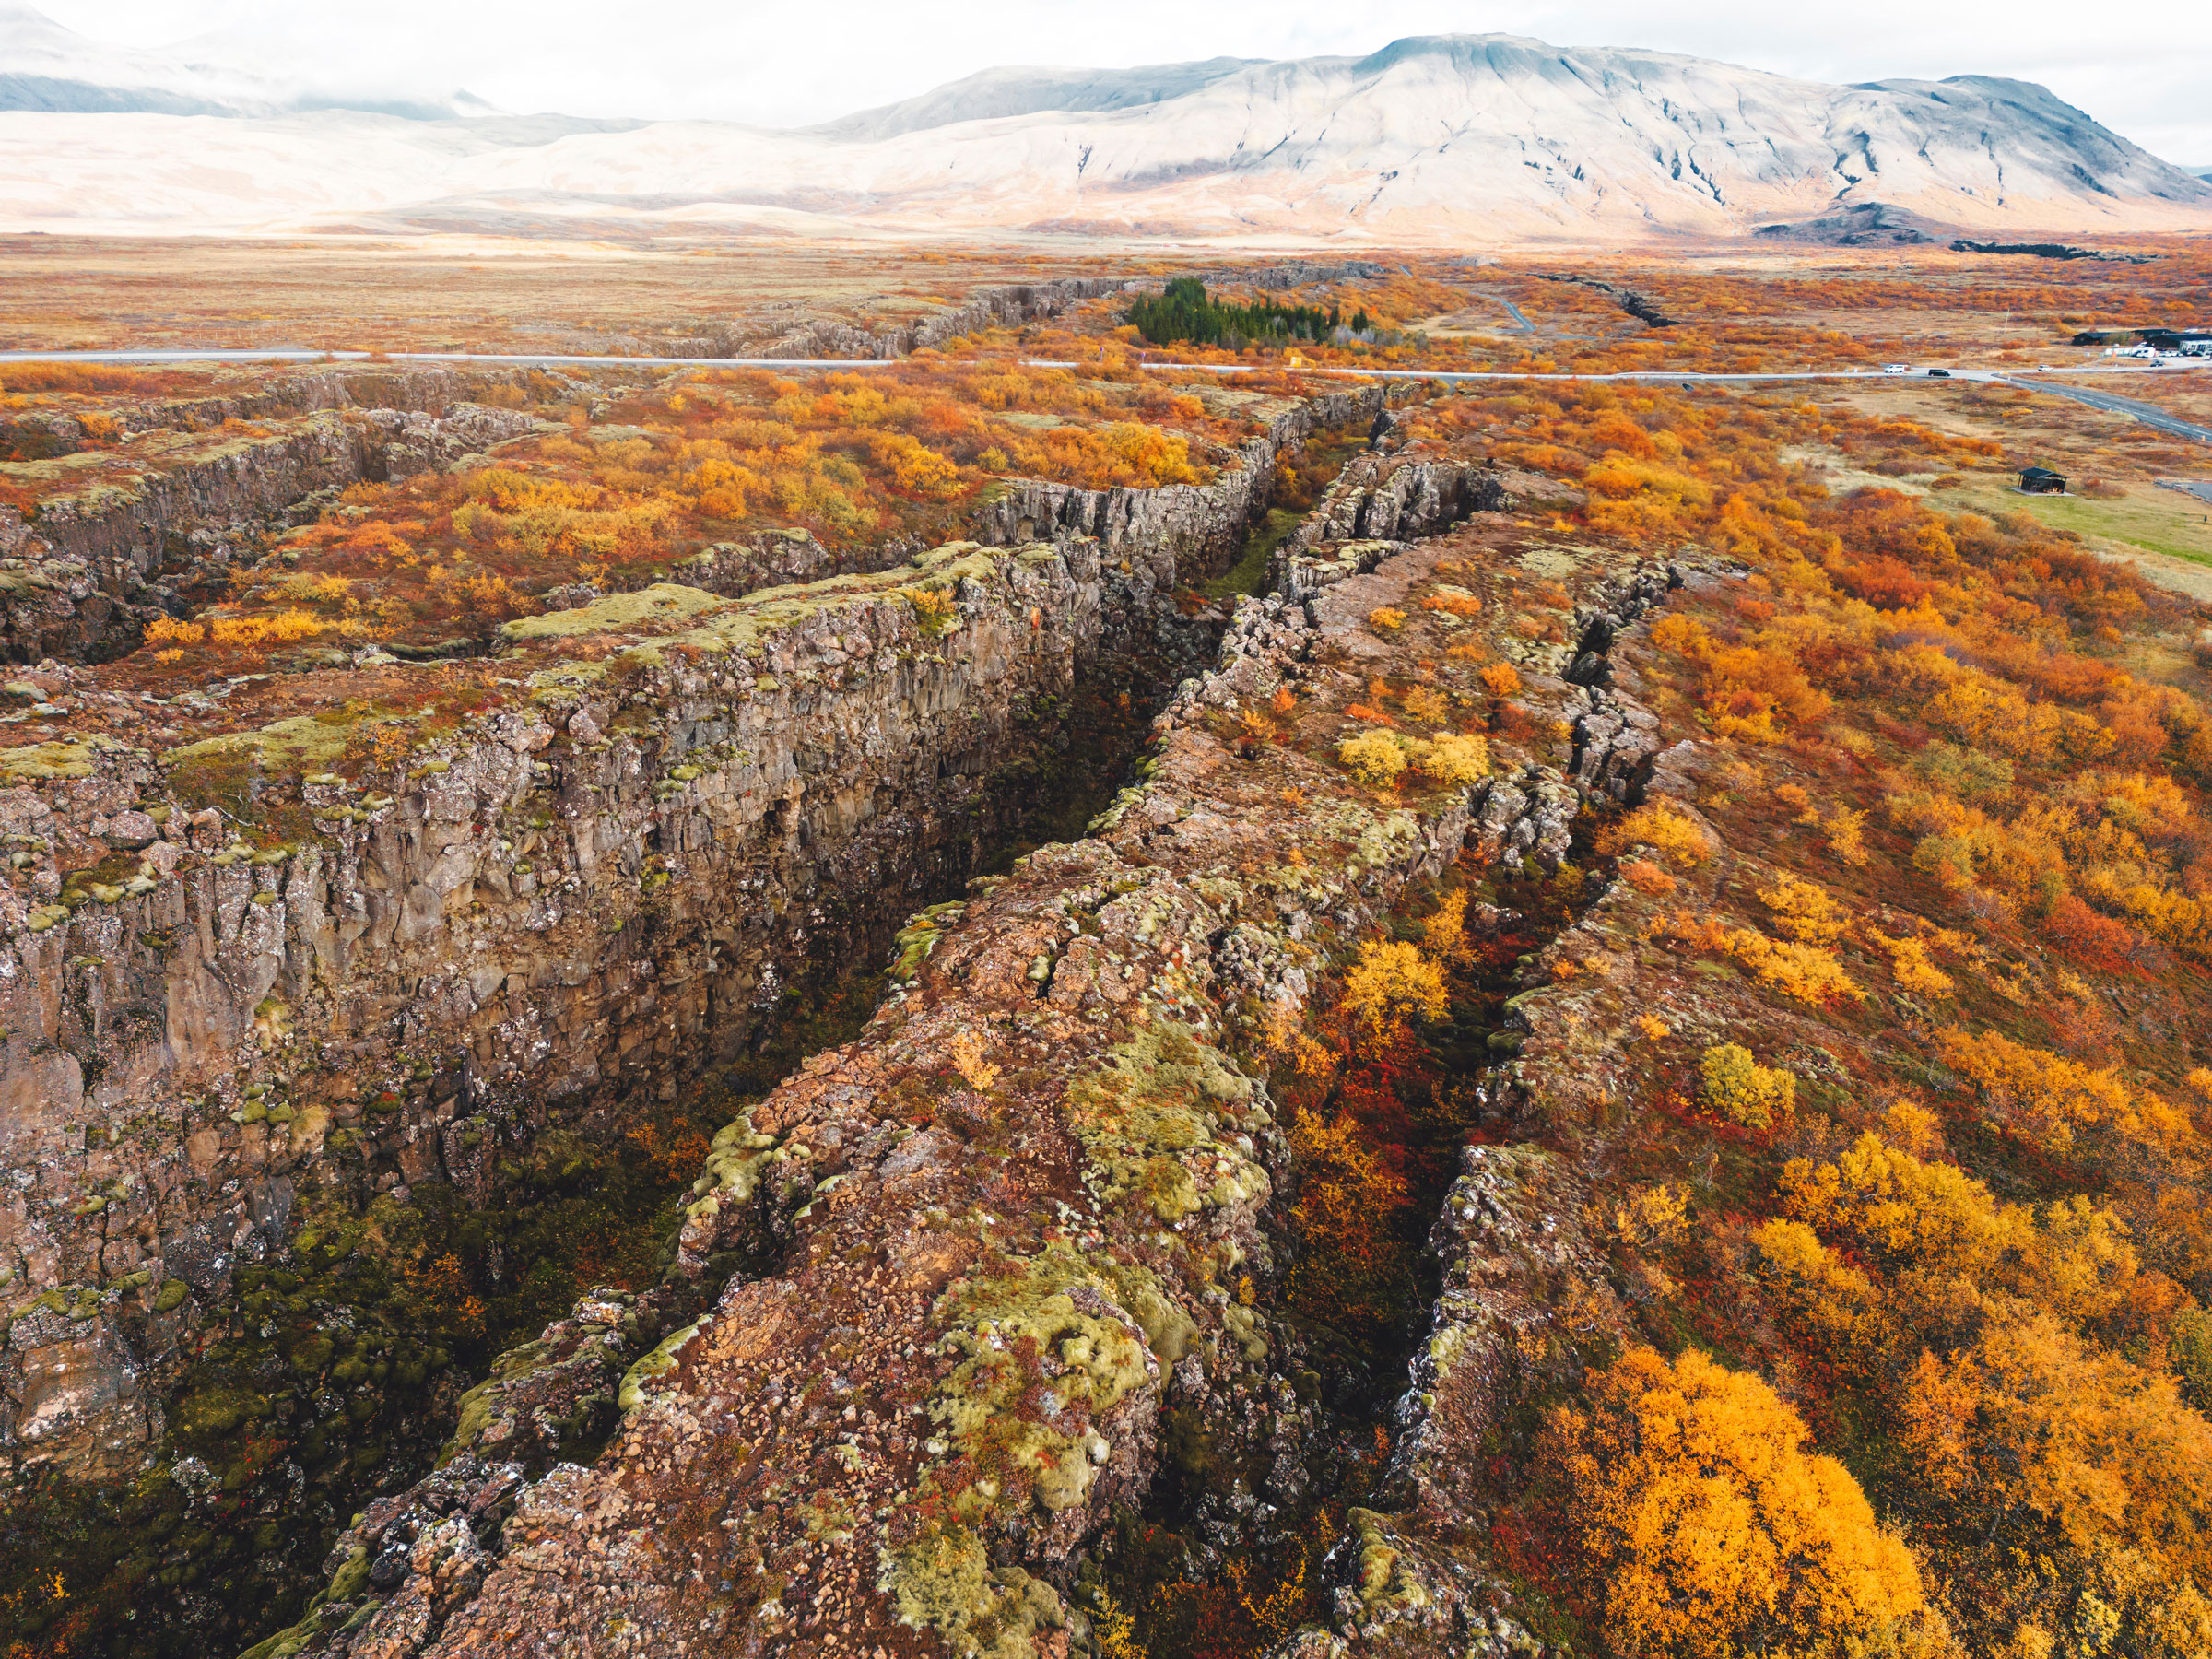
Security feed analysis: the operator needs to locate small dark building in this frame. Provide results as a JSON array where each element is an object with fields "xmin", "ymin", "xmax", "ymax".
[{"xmin": 2019, "ymin": 465, "xmax": 2068, "ymax": 494}]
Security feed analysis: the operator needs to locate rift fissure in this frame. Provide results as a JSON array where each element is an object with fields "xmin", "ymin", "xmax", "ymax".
[{"xmin": 0, "ymin": 381, "xmax": 1385, "ymax": 1659}]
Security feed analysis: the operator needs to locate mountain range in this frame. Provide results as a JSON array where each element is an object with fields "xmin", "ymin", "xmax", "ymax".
[
  {"xmin": 1, "ymin": 11, "xmax": 2205, "ymax": 242},
  {"xmin": 0, "ymin": 2, "xmax": 488, "ymax": 120}
]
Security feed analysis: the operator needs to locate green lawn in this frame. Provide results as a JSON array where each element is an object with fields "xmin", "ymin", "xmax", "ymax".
[{"xmin": 1939, "ymin": 480, "xmax": 2212, "ymax": 570}]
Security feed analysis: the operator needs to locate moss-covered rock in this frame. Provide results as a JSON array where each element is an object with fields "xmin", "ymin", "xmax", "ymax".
[
  {"xmin": 923, "ymin": 1241, "xmax": 1181, "ymax": 1523},
  {"xmin": 617, "ymin": 1317, "xmax": 702, "ymax": 1413},
  {"xmin": 880, "ymin": 1524, "xmax": 1067, "ymax": 1659},
  {"xmin": 1065, "ymin": 1022, "xmax": 1270, "ymax": 1223}
]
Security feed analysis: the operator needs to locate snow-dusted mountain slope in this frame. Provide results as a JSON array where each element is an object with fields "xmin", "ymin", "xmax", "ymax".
[
  {"xmin": 0, "ymin": 30, "xmax": 2203, "ymax": 240},
  {"xmin": 0, "ymin": 2, "xmax": 491, "ymax": 119},
  {"xmin": 814, "ymin": 58, "xmax": 1262, "ymax": 142}
]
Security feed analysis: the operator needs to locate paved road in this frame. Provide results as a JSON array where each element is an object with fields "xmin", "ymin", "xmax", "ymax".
[{"xmin": 1997, "ymin": 375, "xmax": 2212, "ymax": 446}]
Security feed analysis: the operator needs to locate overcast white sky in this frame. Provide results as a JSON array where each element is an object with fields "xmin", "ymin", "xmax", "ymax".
[{"xmin": 35, "ymin": 0, "xmax": 2212, "ymax": 163}]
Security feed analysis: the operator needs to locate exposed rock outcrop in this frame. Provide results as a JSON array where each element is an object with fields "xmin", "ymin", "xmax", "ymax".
[
  {"xmin": 2, "ymin": 368, "xmax": 556, "ymax": 662},
  {"xmin": 259, "ymin": 520, "xmax": 1527, "ymax": 1659},
  {"xmin": 757, "ymin": 276, "xmax": 1139, "ymax": 359},
  {"xmin": 973, "ymin": 386, "xmax": 1392, "ymax": 578}
]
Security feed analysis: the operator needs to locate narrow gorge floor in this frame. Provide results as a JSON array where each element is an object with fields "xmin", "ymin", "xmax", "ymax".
[{"xmin": 1093, "ymin": 852, "xmax": 1606, "ymax": 1657}]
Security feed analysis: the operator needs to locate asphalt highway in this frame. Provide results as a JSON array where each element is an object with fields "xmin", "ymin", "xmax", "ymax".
[{"xmin": 1996, "ymin": 376, "xmax": 2212, "ymax": 446}]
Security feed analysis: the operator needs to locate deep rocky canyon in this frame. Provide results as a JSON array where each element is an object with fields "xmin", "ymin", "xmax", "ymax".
[{"xmin": 1, "ymin": 354, "xmax": 1688, "ymax": 1659}]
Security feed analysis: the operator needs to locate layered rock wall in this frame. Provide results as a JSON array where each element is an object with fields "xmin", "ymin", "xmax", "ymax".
[
  {"xmin": 0, "ymin": 538, "xmax": 1162, "ymax": 1477},
  {"xmin": 973, "ymin": 386, "xmax": 1392, "ymax": 578},
  {"xmin": 2, "ymin": 368, "xmax": 552, "ymax": 662},
  {"xmin": 266, "ymin": 528, "xmax": 1522, "ymax": 1659}
]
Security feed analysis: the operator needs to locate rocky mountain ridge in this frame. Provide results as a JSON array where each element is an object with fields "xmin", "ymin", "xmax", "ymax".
[{"xmin": 0, "ymin": 31, "xmax": 2202, "ymax": 241}]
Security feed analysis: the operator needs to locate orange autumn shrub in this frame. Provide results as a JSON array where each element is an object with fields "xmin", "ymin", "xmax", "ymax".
[
  {"xmin": 1339, "ymin": 939, "xmax": 1448, "ymax": 1037},
  {"xmin": 1534, "ymin": 1347, "xmax": 1927, "ymax": 1659}
]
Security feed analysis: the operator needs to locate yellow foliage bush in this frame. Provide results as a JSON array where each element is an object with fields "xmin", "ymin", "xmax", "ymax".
[
  {"xmin": 1724, "ymin": 929, "xmax": 1863, "ymax": 1006},
  {"xmin": 1701, "ymin": 1042, "xmax": 1796, "ymax": 1128},
  {"xmin": 1871, "ymin": 934, "xmax": 1955, "ymax": 997},
  {"xmin": 208, "ymin": 609, "xmax": 329, "ymax": 648},
  {"xmin": 1823, "ymin": 806, "xmax": 1871, "ymax": 868},
  {"xmin": 868, "ymin": 431, "xmax": 964, "ymax": 500},
  {"xmin": 1337, "ymin": 732, "xmax": 1406, "ymax": 789},
  {"xmin": 1613, "ymin": 1183, "xmax": 1691, "ymax": 1249},
  {"xmin": 1419, "ymin": 890, "xmax": 1477, "ymax": 969},
  {"xmin": 1421, "ymin": 591, "xmax": 1482, "ymax": 618},
  {"xmin": 1367, "ymin": 606, "xmax": 1406, "ymax": 632},
  {"xmin": 1609, "ymin": 802, "xmax": 1713, "ymax": 866},
  {"xmin": 947, "ymin": 1030, "xmax": 999, "ymax": 1092},
  {"xmin": 1651, "ymin": 612, "xmax": 1712, "ymax": 655},
  {"xmin": 900, "ymin": 586, "xmax": 959, "ymax": 637},
  {"xmin": 1398, "ymin": 686, "xmax": 1449, "ymax": 724},
  {"xmin": 1759, "ymin": 873, "xmax": 1849, "ymax": 946},
  {"xmin": 1783, "ymin": 1132, "xmax": 2021, "ymax": 1275},
  {"xmin": 1407, "ymin": 732, "xmax": 1488, "ymax": 786},
  {"xmin": 1753, "ymin": 1218, "xmax": 1885, "ymax": 1356},
  {"xmin": 1955, "ymin": 1312, "xmax": 2212, "ymax": 1595},
  {"xmin": 143, "ymin": 616, "xmax": 205, "ymax": 645},
  {"xmin": 1538, "ymin": 1346, "xmax": 1925, "ymax": 1659},
  {"xmin": 1937, "ymin": 1029, "xmax": 2190, "ymax": 1158},
  {"xmin": 1340, "ymin": 938, "xmax": 1448, "ymax": 1036}
]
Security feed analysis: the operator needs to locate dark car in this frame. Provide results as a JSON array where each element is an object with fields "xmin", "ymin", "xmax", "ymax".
[{"xmin": 1926, "ymin": 368, "xmax": 1952, "ymax": 378}]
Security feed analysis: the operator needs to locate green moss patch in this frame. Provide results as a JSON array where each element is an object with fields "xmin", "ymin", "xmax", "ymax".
[
  {"xmin": 500, "ymin": 582, "xmax": 730, "ymax": 642},
  {"xmin": 165, "ymin": 712, "xmax": 371, "ymax": 778},
  {"xmin": 617, "ymin": 1317, "xmax": 702, "ymax": 1412},
  {"xmin": 0, "ymin": 734, "xmax": 123, "ymax": 783},
  {"xmin": 1065, "ymin": 1022, "xmax": 1270, "ymax": 1223},
  {"xmin": 924, "ymin": 1240, "xmax": 1192, "ymax": 1524},
  {"xmin": 880, "ymin": 1524, "xmax": 1067, "ymax": 1659}
]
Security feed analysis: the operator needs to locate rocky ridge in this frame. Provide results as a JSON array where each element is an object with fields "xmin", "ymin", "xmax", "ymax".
[
  {"xmin": 754, "ymin": 278, "xmax": 1139, "ymax": 361},
  {"xmin": 243, "ymin": 481, "xmax": 1685, "ymax": 1659},
  {"xmin": 1277, "ymin": 560, "xmax": 1707, "ymax": 1656},
  {"xmin": 972, "ymin": 388, "xmax": 1392, "ymax": 574},
  {"xmin": 0, "ymin": 382, "xmax": 1385, "ymax": 1496},
  {"xmin": 1, "ymin": 366, "xmax": 556, "ymax": 662}
]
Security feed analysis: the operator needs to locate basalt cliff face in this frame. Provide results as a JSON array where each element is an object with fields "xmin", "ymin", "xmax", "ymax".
[
  {"xmin": 203, "ymin": 434, "xmax": 1673, "ymax": 1659},
  {"xmin": 0, "ymin": 384, "xmax": 1390, "ymax": 1507},
  {"xmin": 0, "ymin": 368, "xmax": 550, "ymax": 663}
]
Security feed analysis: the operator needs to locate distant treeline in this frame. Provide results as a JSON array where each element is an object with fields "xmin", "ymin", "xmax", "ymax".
[{"xmin": 1126, "ymin": 278, "xmax": 1370, "ymax": 347}]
